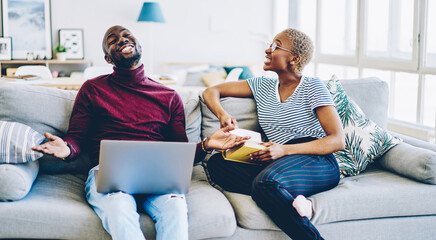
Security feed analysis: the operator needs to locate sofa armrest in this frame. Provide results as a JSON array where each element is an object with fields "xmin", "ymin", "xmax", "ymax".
[
  {"xmin": 0, "ymin": 161, "xmax": 39, "ymax": 201},
  {"xmin": 389, "ymin": 131, "xmax": 436, "ymax": 152},
  {"xmin": 377, "ymin": 142, "xmax": 436, "ymax": 184}
]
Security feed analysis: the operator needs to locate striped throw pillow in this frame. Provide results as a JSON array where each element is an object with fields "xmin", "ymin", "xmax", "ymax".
[{"xmin": 0, "ymin": 121, "xmax": 45, "ymax": 164}]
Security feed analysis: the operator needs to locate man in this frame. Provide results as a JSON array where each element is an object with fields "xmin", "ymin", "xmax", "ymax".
[{"xmin": 33, "ymin": 25, "xmax": 247, "ymax": 240}]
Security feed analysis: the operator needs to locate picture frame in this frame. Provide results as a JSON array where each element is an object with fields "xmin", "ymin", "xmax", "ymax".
[
  {"xmin": 0, "ymin": 37, "xmax": 12, "ymax": 60},
  {"xmin": 1, "ymin": 0, "xmax": 52, "ymax": 59},
  {"xmin": 59, "ymin": 29, "xmax": 84, "ymax": 59}
]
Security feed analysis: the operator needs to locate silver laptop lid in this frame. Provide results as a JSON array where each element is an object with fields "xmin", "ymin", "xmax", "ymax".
[{"xmin": 96, "ymin": 140, "xmax": 196, "ymax": 194}]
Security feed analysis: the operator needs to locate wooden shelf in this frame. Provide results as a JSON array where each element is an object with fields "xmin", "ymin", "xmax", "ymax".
[{"xmin": 0, "ymin": 59, "xmax": 93, "ymax": 77}]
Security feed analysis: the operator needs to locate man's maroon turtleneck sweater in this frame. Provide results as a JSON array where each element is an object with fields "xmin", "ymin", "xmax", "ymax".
[{"xmin": 63, "ymin": 64, "xmax": 204, "ymax": 166}]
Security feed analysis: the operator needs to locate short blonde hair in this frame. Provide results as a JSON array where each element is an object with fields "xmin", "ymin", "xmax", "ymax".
[{"xmin": 283, "ymin": 28, "xmax": 314, "ymax": 73}]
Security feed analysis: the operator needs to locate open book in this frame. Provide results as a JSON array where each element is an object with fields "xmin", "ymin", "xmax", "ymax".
[{"xmin": 222, "ymin": 128, "xmax": 266, "ymax": 165}]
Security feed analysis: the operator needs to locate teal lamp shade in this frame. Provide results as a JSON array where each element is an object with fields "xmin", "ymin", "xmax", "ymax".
[{"xmin": 137, "ymin": 2, "xmax": 165, "ymax": 23}]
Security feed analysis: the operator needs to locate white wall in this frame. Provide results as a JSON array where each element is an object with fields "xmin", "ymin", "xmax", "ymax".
[{"xmin": 50, "ymin": 0, "xmax": 274, "ymax": 74}]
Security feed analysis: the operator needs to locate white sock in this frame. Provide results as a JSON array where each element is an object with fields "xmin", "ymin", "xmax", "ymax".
[{"xmin": 292, "ymin": 195, "xmax": 313, "ymax": 219}]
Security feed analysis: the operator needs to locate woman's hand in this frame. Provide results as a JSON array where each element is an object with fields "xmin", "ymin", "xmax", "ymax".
[
  {"xmin": 250, "ymin": 142, "xmax": 286, "ymax": 162},
  {"xmin": 218, "ymin": 112, "xmax": 238, "ymax": 128},
  {"xmin": 32, "ymin": 132, "xmax": 71, "ymax": 159},
  {"xmin": 205, "ymin": 126, "xmax": 249, "ymax": 150}
]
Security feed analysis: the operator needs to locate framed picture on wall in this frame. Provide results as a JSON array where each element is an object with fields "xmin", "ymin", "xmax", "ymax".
[
  {"xmin": 0, "ymin": 37, "xmax": 12, "ymax": 60},
  {"xmin": 59, "ymin": 29, "xmax": 84, "ymax": 59},
  {"xmin": 1, "ymin": 0, "xmax": 53, "ymax": 59}
]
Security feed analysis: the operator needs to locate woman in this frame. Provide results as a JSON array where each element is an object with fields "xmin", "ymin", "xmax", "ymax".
[{"xmin": 202, "ymin": 28, "xmax": 345, "ymax": 240}]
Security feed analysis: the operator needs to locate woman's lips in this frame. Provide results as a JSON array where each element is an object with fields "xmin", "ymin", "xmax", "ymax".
[{"xmin": 264, "ymin": 58, "xmax": 271, "ymax": 65}]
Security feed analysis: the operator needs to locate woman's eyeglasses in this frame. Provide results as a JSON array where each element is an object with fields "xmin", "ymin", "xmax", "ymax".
[{"xmin": 268, "ymin": 42, "xmax": 297, "ymax": 55}]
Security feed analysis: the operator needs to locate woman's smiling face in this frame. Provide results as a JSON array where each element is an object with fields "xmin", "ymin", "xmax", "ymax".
[{"xmin": 263, "ymin": 31, "xmax": 297, "ymax": 73}]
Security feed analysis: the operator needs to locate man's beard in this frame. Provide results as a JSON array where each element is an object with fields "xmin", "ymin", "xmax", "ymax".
[{"xmin": 111, "ymin": 51, "xmax": 142, "ymax": 69}]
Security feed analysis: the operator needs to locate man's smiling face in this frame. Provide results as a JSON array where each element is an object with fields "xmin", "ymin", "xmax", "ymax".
[{"xmin": 103, "ymin": 25, "xmax": 142, "ymax": 69}]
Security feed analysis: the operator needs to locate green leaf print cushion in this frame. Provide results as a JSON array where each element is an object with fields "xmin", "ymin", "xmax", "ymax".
[{"xmin": 326, "ymin": 75, "xmax": 402, "ymax": 177}]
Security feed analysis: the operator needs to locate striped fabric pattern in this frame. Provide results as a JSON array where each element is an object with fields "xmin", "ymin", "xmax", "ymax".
[
  {"xmin": 206, "ymin": 149, "xmax": 340, "ymax": 240},
  {"xmin": 246, "ymin": 76, "xmax": 334, "ymax": 144},
  {"xmin": 0, "ymin": 121, "xmax": 44, "ymax": 164}
]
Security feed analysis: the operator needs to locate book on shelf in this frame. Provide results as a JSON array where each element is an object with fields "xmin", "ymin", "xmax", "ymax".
[{"xmin": 221, "ymin": 128, "xmax": 266, "ymax": 165}]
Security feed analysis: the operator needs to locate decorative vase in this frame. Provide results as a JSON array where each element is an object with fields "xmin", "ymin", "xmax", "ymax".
[{"xmin": 56, "ymin": 52, "xmax": 67, "ymax": 61}]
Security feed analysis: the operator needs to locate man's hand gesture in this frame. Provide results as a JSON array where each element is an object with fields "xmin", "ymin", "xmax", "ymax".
[
  {"xmin": 205, "ymin": 126, "xmax": 250, "ymax": 151},
  {"xmin": 32, "ymin": 132, "xmax": 71, "ymax": 159}
]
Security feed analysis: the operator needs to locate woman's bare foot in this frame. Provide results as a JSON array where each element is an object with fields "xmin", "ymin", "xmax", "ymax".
[{"xmin": 292, "ymin": 195, "xmax": 313, "ymax": 219}]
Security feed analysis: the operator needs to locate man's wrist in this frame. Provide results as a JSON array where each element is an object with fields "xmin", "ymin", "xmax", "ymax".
[{"xmin": 63, "ymin": 141, "xmax": 72, "ymax": 160}]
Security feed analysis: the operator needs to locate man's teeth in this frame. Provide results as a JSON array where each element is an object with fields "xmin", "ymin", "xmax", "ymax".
[{"xmin": 122, "ymin": 46, "xmax": 133, "ymax": 53}]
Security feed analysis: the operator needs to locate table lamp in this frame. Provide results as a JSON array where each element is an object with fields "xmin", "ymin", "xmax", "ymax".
[{"xmin": 137, "ymin": 2, "xmax": 165, "ymax": 74}]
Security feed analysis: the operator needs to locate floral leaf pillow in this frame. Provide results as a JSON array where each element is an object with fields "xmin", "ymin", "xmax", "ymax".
[
  {"xmin": 326, "ymin": 75, "xmax": 402, "ymax": 177},
  {"xmin": 0, "ymin": 121, "xmax": 45, "ymax": 164}
]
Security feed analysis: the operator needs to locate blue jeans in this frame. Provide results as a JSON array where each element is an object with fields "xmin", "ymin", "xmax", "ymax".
[{"xmin": 85, "ymin": 166, "xmax": 188, "ymax": 240}]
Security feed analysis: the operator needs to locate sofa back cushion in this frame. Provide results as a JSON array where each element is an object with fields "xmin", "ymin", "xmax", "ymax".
[
  {"xmin": 199, "ymin": 77, "xmax": 389, "ymax": 139},
  {"xmin": 0, "ymin": 82, "xmax": 92, "ymax": 174},
  {"xmin": 0, "ymin": 83, "xmax": 76, "ymax": 135},
  {"xmin": 170, "ymin": 86, "xmax": 203, "ymax": 143},
  {"xmin": 0, "ymin": 83, "xmax": 204, "ymax": 174},
  {"xmin": 200, "ymin": 96, "xmax": 263, "ymax": 140},
  {"xmin": 338, "ymin": 77, "xmax": 389, "ymax": 129}
]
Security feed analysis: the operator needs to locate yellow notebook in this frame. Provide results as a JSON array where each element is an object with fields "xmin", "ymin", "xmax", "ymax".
[{"xmin": 221, "ymin": 128, "xmax": 266, "ymax": 165}]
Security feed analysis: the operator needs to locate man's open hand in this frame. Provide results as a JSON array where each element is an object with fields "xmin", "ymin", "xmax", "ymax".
[
  {"xmin": 32, "ymin": 132, "xmax": 71, "ymax": 159},
  {"xmin": 205, "ymin": 126, "xmax": 250, "ymax": 150}
]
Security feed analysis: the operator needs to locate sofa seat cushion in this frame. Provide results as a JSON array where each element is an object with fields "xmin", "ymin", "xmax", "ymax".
[
  {"xmin": 0, "ymin": 174, "xmax": 110, "ymax": 239},
  {"xmin": 223, "ymin": 191, "xmax": 280, "ymax": 231},
  {"xmin": 311, "ymin": 166, "xmax": 436, "ymax": 225},
  {"xmin": 0, "ymin": 166, "xmax": 236, "ymax": 240},
  {"xmin": 223, "ymin": 166, "xmax": 436, "ymax": 231},
  {"xmin": 187, "ymin": 165, "xmax": 237, "ymax": 239}
]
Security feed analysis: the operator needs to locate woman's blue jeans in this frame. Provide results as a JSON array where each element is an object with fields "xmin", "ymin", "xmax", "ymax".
[{"xmin": 85, "ymin": 166, "xmax": 188, "ymax": 240}]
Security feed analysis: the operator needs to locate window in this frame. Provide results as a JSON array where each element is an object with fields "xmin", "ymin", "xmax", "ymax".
[
  {"xmin": 287, "ymin": 0, "xmax": 436, "ymax": 142},
  {"xmin": 361, "ymin": 68, "xmax": 391, "ymax": 85},
  {"xmin": 318, "ymin": 0, "xmax": 357, "ymax": 56},
  {"xmin": 424, "ymin": 0, "xmax": 436, "ymax": 68},
  {"xmin": 364, "ymin": 0, "xmax": 415, "ymax": 61},
  {"xmin": 391, "ymin": 72, "xmax": 419, "ymax": 123},
  {"xmin": 317, "ymin": 64, "xmax": 358, "ymax": 80},
  {"xmin": 423, "ymin": 75, "xmax": 436, "ymax": 127},
  {"xmin": 293, "ymin": 0, "xmax": 316, "ymax": 42}
]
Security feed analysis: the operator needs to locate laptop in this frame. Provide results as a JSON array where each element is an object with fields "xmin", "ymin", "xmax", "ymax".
[{"xmin": 95, "ymin": 140, "xmax": 196, "ymax": 194}]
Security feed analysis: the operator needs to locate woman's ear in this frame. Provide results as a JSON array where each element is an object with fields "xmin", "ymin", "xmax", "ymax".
[{"xmin": 290, "ymin": 55, "xmax": 301, "ymax": 65}]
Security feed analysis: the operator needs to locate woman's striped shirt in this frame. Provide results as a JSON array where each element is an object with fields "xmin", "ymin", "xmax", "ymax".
[{"xmin": 246, "ymin": 76, "xmax": 334, "ymax": 144}]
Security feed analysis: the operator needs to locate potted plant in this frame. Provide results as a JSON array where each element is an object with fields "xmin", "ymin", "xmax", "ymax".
[{"xmin": 55, "ymin": 44, "xmax": 67, "ymax": 61}]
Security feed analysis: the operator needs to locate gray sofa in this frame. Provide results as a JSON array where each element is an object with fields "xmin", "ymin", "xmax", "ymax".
[{"xmin": 0, "ymin": 77, "xmax": 435, "ymax": 240}]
